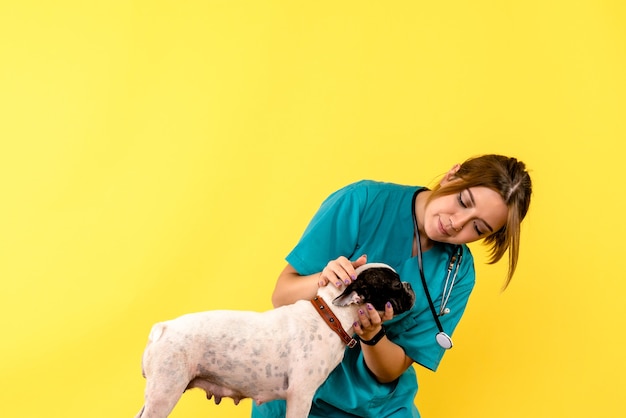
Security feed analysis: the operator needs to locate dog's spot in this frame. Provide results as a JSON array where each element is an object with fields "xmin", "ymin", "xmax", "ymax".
[
  {"xmin": 279, "ymin": 342, "xmax": 291, "ymax": 358},
  {"xmin": 197, "ymin": 364, "xmax": 210, "ymax": 376},
  {"xmin": 265, "ymin": 364, "xmax": 272, "ymax": 378},
  {"xmin": 317, "ymin": 367, "xmax": 329, "ymax": 377},
  {"xmin": 218, "ymin": 359, "xmax": 234, "ymax": 371},
  {"xmin": 282, "ymin": 373, "xmax": 289, "ymax": 390}
]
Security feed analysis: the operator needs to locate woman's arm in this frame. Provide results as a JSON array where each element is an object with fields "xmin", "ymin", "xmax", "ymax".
[
  {"xmin": 355, "ymin": 303, "xmax": 415, "ymax": 383},
  {"xmin": 271, "ymin": 255, "xmax": 368, "ymax": 307},
  {"xmin": 271, "ymin": 265, "xmax": 320, "ymax": 307},
  {"xmin": 361, "ymin": 338, "xmax": 415, "ymax": 383}
]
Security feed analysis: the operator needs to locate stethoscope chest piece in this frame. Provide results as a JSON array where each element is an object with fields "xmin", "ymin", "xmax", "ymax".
[{"xmin": 436, "ymin": 332, "xmax": 453, "ymax": 349}]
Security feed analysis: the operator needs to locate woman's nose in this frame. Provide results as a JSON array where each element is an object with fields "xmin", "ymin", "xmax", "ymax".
[{"xmin": 451, "ymin": 212, "xmax": 472, "ymax": 231}]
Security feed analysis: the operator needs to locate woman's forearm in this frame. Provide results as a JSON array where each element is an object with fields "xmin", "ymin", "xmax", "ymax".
[
  {"xmin": 361, "ymin": 337, "xmax": 415, "ymax": 383},
  {"xmin": 271, "ymin": 264, "xmax": 321, "ymax": 307}
]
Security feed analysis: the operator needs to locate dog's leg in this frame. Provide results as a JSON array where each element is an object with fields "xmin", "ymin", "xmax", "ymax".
[
  {"xmin": 284, "ymin": 392, "xmax": 315, "ymax": 418},
  {"xmin": 138, "ymin": 329, "xmax": 191, "ymax": 418},
  {"xmin": 136, "ymin": 375, "xmax": 188, "ymax": 418},
  {"xmin": 134, "ymin": 405, "xmax": 145, "ymax": 418}
]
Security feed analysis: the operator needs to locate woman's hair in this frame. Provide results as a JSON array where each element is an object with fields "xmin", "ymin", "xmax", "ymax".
[{"xmin": 429, "ymin": 154, "xmax": 532, "ymax": 289}]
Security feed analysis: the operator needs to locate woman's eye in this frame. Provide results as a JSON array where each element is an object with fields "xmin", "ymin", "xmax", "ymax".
[
  {"xmin": 473, "ymin": 222, "xmax": 485, "ymax": 236},
  {"xmin": 457, "ymin": 192, "xmax": 467, "ymax": 208}
]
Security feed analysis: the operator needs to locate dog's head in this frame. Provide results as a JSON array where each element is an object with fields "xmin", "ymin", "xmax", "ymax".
[{"xmin": 332, "ymin": 263, "xmax": 415, "ymax": 315}]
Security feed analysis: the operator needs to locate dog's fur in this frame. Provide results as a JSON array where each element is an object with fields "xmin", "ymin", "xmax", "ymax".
[{"xmin": 135, "ymin": 265, "xmax": 415, "ymax": 418}]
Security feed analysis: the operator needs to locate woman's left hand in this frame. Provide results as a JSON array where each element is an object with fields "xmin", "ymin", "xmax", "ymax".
[{"xmin": 353, "ymin": 302, "xmax": 394, "ymax": 341}]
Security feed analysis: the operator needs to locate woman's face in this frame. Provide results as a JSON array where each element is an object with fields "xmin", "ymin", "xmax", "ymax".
[{"xmin": 423, "ymin": 185, "xmax": 508, "ymax": 245}]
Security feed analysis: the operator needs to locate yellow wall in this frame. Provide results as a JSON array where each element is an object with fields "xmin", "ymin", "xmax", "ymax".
[{"xmin": 1, "ymin": 1, "xmax": 624, "ymax": 417}]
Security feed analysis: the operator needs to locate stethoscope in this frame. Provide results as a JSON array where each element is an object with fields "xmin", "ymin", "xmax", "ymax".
[{"xmin": 412, "ymin": 190, "xmax": 464, "ymax": 350}]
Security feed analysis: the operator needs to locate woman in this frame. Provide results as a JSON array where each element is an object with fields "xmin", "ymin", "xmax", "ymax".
[{"xmin": 252, "ymin": 154, "xmax": 532, "ymax": 417}]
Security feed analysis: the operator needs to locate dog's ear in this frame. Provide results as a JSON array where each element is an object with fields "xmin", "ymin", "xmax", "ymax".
[{"xmin": 332, "ymin": 289, "xmax": 363, "ymax": 307}]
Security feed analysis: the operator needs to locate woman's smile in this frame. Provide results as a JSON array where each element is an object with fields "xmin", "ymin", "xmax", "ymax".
[{"xmin": 437, "ymin": 217, "xmax": 450, "ymax": 236}]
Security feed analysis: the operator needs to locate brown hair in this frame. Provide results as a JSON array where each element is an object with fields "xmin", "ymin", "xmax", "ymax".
[{"xmin": 430, "ymin": 154, "xmax": 532, "ymax": 289}]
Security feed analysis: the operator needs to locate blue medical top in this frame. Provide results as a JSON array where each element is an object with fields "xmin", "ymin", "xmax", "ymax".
[{"xmin": 253, "ymin": 180, "xmax": 476, "ymax": 418}]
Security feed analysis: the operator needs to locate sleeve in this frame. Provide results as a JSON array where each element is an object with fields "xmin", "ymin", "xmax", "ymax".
[{"xmin": 286, "ymin": 181, "xmax": 370, "ymax": 276}]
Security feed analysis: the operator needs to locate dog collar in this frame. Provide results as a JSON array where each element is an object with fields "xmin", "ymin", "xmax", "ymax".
[{"xmin": 311, "ymin": 296, "xmax": 358, "ymax": 349}]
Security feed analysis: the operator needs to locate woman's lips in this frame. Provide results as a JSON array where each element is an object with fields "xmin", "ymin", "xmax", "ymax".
[{"xmin": 438, "ymin": 218, "xmax": 450, "ymax": 236}]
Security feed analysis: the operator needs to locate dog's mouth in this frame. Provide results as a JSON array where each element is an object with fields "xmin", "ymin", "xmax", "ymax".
[
  {"xmin": 382, "ymin": 283, "xmax": 415, "ymax": 314},
  {"xmin": 403, "ymin": 282, "xmax": 416, "ymax": 308}
]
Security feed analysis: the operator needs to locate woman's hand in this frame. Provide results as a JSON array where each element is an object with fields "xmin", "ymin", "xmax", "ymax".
[
  {"xmin": 318, "ymin": 254, "xmax": 367, "ymax": 288},
  {"xmin": 353, "ymin": 302, "xmax": 394, "ymax": 341},
  {"xmin": 353, "ymin": 302, "xmax": 415, "ymax": 383},
  {"xmin": 271, "ymin": 254, "xmax": 366, "ymax": 308}
]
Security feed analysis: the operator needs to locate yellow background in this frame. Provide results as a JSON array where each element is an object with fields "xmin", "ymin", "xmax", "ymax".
[{"xmin": 1, "ymin": 1, "xmax": 624, "ymax": 417}]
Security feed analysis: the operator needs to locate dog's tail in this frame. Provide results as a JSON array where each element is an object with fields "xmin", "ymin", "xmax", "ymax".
[
  {"xmin": 140, "ymin": 323, "xmax": 167, "ymax": 380},
  {"xmin": 148, "ymin": 322, "xmax": 166, "ymax": 343}
]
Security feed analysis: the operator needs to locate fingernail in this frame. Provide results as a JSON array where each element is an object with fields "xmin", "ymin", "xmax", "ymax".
[
  {"xmin": 344, "ymin": 279, "xmax": 351, "ymax": 285},
  {"xmin": 359, "ymin": 309, "xmax": 364, "ymax": 315},
  {"xmin": 350, "ymin": 275, "xmax": 356, "ymax": 280},
  {"xmin": 367, "ymin": 304, "xmax": 373, "ymax": 310},
  {"xmin": 336, "ymin": 282, "xmax": 342, "ymax": 287},
  {"xmin": 386, "ymin": 302, "xmax": 392, "ymax": 308},
  {"xmin": 353, "ymin": 322, "xmax": 359, "ymax": 328},
  {"xmin": 319, "ymin": 280, "xmax": 325, "ymax": 286}
]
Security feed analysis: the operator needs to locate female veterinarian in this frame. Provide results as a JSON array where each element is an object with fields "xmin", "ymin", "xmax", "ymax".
[{"xmin": 251, "ymin": 154, "xmax": 532, "ymax": 418}]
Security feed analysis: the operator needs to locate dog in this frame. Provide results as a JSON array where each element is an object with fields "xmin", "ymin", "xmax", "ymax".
[{"xmin": 135, "ymin": 263, "xmax": 415, "ymax": 418}]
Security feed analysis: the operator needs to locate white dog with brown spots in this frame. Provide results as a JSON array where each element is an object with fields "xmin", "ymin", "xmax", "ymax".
[{"xmin": 135, "ymin": 263, "xmax": 415, "ymax": 418}]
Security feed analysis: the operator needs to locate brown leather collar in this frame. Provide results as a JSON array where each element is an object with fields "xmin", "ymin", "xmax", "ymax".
[{"xmin": 311, "ymin": 296, "xmax": 358, "ymax": 348}]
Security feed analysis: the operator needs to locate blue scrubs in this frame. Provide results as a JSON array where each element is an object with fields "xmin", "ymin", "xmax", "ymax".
[{"xmin": 252, "ymin": 180, "xmax": 475, "ymax": 418}]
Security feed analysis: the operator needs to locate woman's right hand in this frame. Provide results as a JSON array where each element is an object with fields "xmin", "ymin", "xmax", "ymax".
[
  {"xmin": 318, "ymin": 254, "xmax": 368, "ymax": 288},
  {"xmin": 271, "ymin": 255, "xmax": 368, "ymax": 307}
]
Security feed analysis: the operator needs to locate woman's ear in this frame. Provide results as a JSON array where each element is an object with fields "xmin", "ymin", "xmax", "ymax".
[{"xmin": 440, "ymin": 164, "xmax": 461, "ymax": 186}]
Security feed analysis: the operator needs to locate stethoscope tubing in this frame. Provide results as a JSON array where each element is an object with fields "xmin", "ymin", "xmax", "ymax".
[
  {"xmin": 412, "ymin": 189, "xmax": 463, "ymax": 350},
  {"xmin": 439, "ymin": 251, "xmax": 462, "ymax": 316}
]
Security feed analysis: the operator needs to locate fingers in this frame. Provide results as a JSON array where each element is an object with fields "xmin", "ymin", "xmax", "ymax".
[
  {"xmin": 319, "ymin": 255, "xmax": 367, "ymax": 288},
  {"xmin": 358, "ymin": 303, "xmax": 381, "ymax": 328},
  {"xmin": 382, "ymin": 301, "xmax": 394, "ymax": 321},
  {"xmin": 353, "ymin": 302, "xmax": 394, "ymax": 340},
  {"xmin": 352, "ymin": 254, "xmax": 367, "ymax": 269}
]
